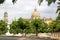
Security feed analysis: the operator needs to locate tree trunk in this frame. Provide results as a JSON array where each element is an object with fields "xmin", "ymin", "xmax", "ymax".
[
  {"xmin": 24, "ymin": 29, "xmax": 26, "ymax": 37},
  {"xmin": 36, "ymin": 27, "xmax": 38, "ymax": 37},
  {"xmin": 25, "ymin": 33, "xmax": 26, "ymax": 37},
  {"xmin": 22, "ymin": 30, "xmax": 24, "ymax": 37}
]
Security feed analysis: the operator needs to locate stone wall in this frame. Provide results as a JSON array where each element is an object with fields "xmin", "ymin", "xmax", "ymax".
[{"xmin": 51, "ymin": 33, "xmax": 60, "ymax": 39}]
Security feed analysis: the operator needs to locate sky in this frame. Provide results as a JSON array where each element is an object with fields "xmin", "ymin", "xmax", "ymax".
[{"xmin": 0, "ymin": 0, "xmax": 58, "ymax": 23}]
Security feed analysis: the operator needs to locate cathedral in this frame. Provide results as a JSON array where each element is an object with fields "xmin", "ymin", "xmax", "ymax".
[
  {"xmin": 31, "ymin": 8, "xmax": 52, "ymax": 24},
  {"xmin": 4, "ymin": 8, "xmax": 52, "ymax": 25}
]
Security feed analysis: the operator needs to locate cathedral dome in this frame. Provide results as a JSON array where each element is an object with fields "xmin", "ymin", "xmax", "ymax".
[
  {"xmin": 31, "ymin": 8, "xmax": 40, "ymax": 19},
  {"xmin": 32, "ymin": 11, "xmax": 40, "ymax": 17}
]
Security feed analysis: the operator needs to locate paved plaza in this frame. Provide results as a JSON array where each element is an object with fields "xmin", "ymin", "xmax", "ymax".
[{"xmin": 0, "ymin": 36, "xmax": 58, "ymax": 40}]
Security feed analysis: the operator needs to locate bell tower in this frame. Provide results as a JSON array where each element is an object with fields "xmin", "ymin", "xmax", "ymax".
[{"xmin": 4, "ymin": 12, "xmax": 8, "ymax": 23}]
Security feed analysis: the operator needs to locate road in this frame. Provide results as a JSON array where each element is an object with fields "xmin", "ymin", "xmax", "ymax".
[{"xmin": 0, "ymin": 36, "xmax": 58, "ymax": 40}]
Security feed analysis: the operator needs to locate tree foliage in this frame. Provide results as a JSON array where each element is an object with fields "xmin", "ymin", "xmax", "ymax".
[
  {"xmin": 10, "ymin": 17, "xmax": 31, "ymax": 36},
  {"xmin": 17, "ymin": 18, "xmax": 28, "ymax": 32},
  {"xmin": 9, "ymin": 20, "xmax": 20, "ymax": 34},
  {"xmin": 9, "ymin": 17, "xmax": 60, "ymax": 36},
  {"xmin": 0, "ymin": 20, "xmax": 8, "ymax": 35},
  {"xmin": 56, "ymin": 6, "xmax": 60, "ymax": 13},
  {"xmin": 12, "ymin": 0, "xmax": 17, "ymax": 4},
  {"xmin": 56, "ymin": 12, "xmax": 60, "ymax": 20},
  {"xmin": 49, "ymin": 20, "xmax": 60, "ymax": 32},
  {"xmin": 38, "ymin": 0, "xmax": 43, "ymax": 5},
  {"xmin": 40, "ymin": 22, "xmax": 50, "ymax": 33},
  {"xmin": 17, "ymin": 18, "xmax": 31, "ymax": 36},
  {"xmin": 31, "ymin": 19, "xmax": 43, "ymax": 36},
  {"xmin": 46, "ymin": 0, "xmax": 56, "ymax": 5},
  {"xmin": 0, "ymin": 0, "xmax": 5, "ymax": 4},
  {"xmin": 56, "ymin": 21, "xmax": 60, "ymax": 32},
  {"xmin": 38, "ymin": 0, "xmax": 56, "ymax": 6},
  {"xmin": 0, "ymin": 0, "xmax": 57, "ymax": 5}
]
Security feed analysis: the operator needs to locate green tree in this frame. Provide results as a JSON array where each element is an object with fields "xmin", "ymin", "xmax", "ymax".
[
  {"xmin": 49, "ymin": 21, "xmax": 57, "ymax": 33},
  {"xmin": 56, "ymin": 21, "xmax": 60, "ymax": 32},
  {"xmin": 17, "ymin": 18, "xmax": 26, "ymax": 33},
  {"xmin": 30, "ymin": 22, "xmax": 36, "ymax": 33},
  {"xmin": 49, "ymin": 20, "xmax": 60, "ymax": 32},
  {"xmin": 56, "ymin": 12, "xmax": 60, "ymax": 20},
  {"xmin": 56, "ymin": 12, "xmax": 60, "ymax": 32},
  {"xmin": 40, "ymin": 22, "xmax": 50, "ymax": 33},
  {"xmin": 0, "ymin": 20, "xmax": 8, "ymax": 35},
  {"xmin": 23, "ymin": 20, "xmax": 31, "ymax": 37},
  {"xmin": 31, "ymin": 18, "xmax": 42, "ymax": 37},
  {"xmin": 17, "ymin": 17, "xmax": 31, "ymax": 37},
  {"xmin": 10, "ymin": 20, "xmax": 21, "ymax": 34}
]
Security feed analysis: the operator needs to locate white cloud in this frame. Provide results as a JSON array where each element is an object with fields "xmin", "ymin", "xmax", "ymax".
[{"xmin": 0, "ymin": 0, "xmax": 58, "ymax": 23}]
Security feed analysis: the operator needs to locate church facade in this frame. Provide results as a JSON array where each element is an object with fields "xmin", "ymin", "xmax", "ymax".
[{"xmin": 31, "ymin": 8, "xmax": 52, "ymax": 25}]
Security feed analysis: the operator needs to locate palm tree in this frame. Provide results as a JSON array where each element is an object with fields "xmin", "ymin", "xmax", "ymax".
[
  {"xmin": 0, "ymin": 0, "xmax": 5, "ymax": 4},
  {"xmin": 12, "ymin": 0, "xmax": 17, "ymax": 4},
  {"xmin": 0, "ymin": 0, "xmax": 59, "ymax": 12},
  {"xmin": 56, "ymin": 0, "xmax": 60, "ymax": 13},
  {"xmin": 14, "ymin": 0, "xmax": 60, "ymax": 13},
  {"xmin": 0, "ymin": 0, "xmax": 57, "ymax": 5},
  {"xmin": 0, "ymin": 0, "xmax": 17, "ymax": 4},
  {"xmin": 38, "ymin": 0, "xmax": 60, "ymax": 15},
  {"xmin": 38, "ymin": 0, "xmax": 56, "ymax": 6}
]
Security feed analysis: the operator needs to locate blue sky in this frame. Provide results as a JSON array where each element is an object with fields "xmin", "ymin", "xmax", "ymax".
[{"xmin": 0, "ymin": 0, "xmax": 58, "ymax": 23}]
